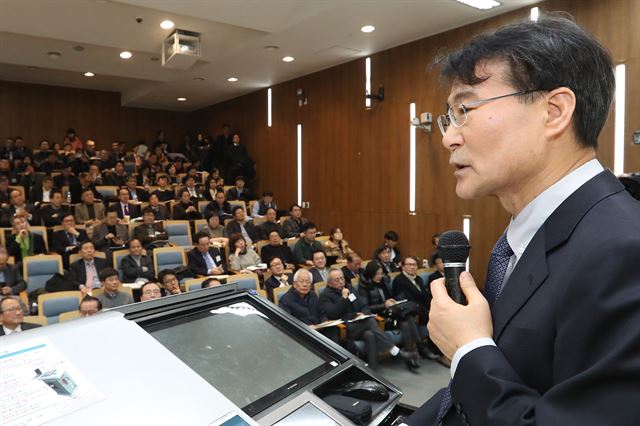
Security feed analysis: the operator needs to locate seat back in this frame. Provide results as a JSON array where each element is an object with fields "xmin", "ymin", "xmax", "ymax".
[
  {"xmin": 228, "ymin": 200, "xmax": 246, "ymax": 215},
  {"xmin": 314, "ymin": 281, "xmax": 328, "ymax": 296},
  {"xmin": 416, "ymin": 268, "xmax": 432, "ymax": 284},
  {"xmin": 194, "ymin": 219, "xmax": 208, "ymax": 233},
  {"xmin": 164, "ymin": 220, "xmax": 192, "ymax": 248},
  {"xmin": 273, "ymin": 285, "xmax": 291, "ymax": 305},
  {"xmin": 38, "ymin": 291, "xmax": 82, "ymax": 324},
  {"xmin": 95, "ymin": 186, "xmax": 118, "ymax": 200},
  {"xmin": 184, "ymin": 277, "xmax": 207, "ymax": 292},
  {"xmin": 252, "ymin": 217, "xmax": 267, "ymax": 227},
  {"xmin": 23, "ymin": 254, "xmax": 63, "ymax": 293},
  {"xmin": 112, "ymin": 249, "xmax": 131, "ymax": 280},
  {"xmin": 69, "ymin": 251, "xmax": 106, "ymax": 265},
  {"xmin": 226, "ymin": 273, "xmax": 259, "ymax": 291},
  {"xmin": 59, "ymin": 310, "xmax": 81, "ymax": 322},
  {"xmin": 22, "ymin": 315, "xmax": 48, "ymax": 327},
  {"xmin": 153, "ymin": 247, "xmax": 186, "ymax": 275},
  {"xmin": 198, "ymin": 201, "xmax": 209, "ymax": 215}
]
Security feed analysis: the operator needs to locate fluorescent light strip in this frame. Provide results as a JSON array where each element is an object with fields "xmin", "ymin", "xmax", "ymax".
[
  {"xmin": 455, "ymin": 0, "xmax": 500, "ymax": 10},
  {"xmin": 614, "ymin": 64, "xmax": 626, "ymax": 175},
  {"xmin": 365, "ymin": 57, "xmax": 371, "ymax": 108},
  {"xmin": 297, "ymin": 124, "xmax": 302, "ymax": 206},
  {"xmin": 463, "ymin": 215, "xmax": 471, "ymax": 271},
  {"xmin": 409, "ymin": 102, "xmax": 417, "ymax": 213},
  {"xmin": 267, "ymin": 88, "xmax": 272, "ymax": 127},
  {"xmin": 530, "ymin": 7, "xmax": 539, "ymax": 22}
]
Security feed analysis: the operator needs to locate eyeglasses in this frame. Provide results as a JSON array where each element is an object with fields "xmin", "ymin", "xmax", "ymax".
[
  {"xmin": 142, "ymin": 289, "xmax": 161, "ymax": 295},
  {"xmin": 437, "ymin": 90, "xmax": 540, "ymax": 136},
  {"xmin": 1, "ymin": 306, "xmax": 22, "ymax": 314}
]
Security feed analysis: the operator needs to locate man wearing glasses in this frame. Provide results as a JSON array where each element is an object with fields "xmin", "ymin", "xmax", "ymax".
[
  {"xmin": 139, "ymin": 282, "xmax": 163, "ymax": 302},
  {"xmin": 0, "ymin": 297, "xmax": 40, "ymax": 336},
  {"xmin": 407, "ymin": 15, "xmax": 640, "ymax": 426}
]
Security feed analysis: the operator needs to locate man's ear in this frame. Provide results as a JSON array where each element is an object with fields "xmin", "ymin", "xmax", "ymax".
[{"xmin": 544, "ymin": 87, "xmax": 576, "ymax": 140}]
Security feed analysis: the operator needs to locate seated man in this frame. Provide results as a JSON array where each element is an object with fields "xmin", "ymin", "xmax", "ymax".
[
  {"xmin": 264, "ymin": 256, "xmax": 293, "ymax": 302},
  {"xmin": 115, "ymin": 187, "xmax": 141, "ymax": 220},
  {"xmin": 125, "ymin": 176, "xmax": 149, "ymax": 202},
  {"xmin": 260, "ymin": 230, "xmax": 294, "ymax": 269},
  {"xmin": 96, "ymin": 268, "xmax": 134, "ymax": 309},
  {"xmin": 147, "ymin": 193, "xmax": 169, "ymax": 220},
  {"xmin": 29, "ymin": 175, "xmax": 55, "ymax": 204},
  {"xmin": 202, "ymin": 278, "xmax": 222, "ymax": 288},
  {"xmin": 187, "ymin": 232, "xmax": 226, "ymax": 277},
  {"xmin": 7, "ymin": 216, "xmax": 47, "ymax": 264},
  {"xmin": 121, "ymin": 238, "xmax": 156, "ymax": 282},
  {"xmin": 0, "ymin": 247, "xmax": 26, "ymax": 296},
  {"xmin": 226, "ymin": 176, "xmax": 254, "ymax": 202},
  {"xmin": 181, "ymin": 175, "xmax": 202, "ymax": 202},
  {"xmin": 2, "ymin": 189, "xmax": 37, "ymax": 227},
  {"xmin": 70, "ymin": 241, "xmax": 109, "ymax": 292},
  {"xmin": 51, "ymin": 213, "xmax": 90, "ymax": 268},
  {"xmin": 204, "ymin": 190, "xmax": 232, "ymax": 219},
  {"xmin": 74, "ymin": 187, "xmax": 105, "ymax": 227},
  {"xmin": 279, "ymin": 268, "xmax": 339, "ymax": 343},
  {"xmin": 310, "ymin": 250, "xmax": 329, "ymax": 283},
  {"xmin": 53, "ymin": 164, "xmax": 79, "ymax": 189},
  {"xmin": 70, "ymin": 171, "xmax": 102, "ymax": 204},
  {"xmin": 373, "ymin": 230, "xmax": 402, "ymax": 269},
  {"xmin": 157, "ymin": 269, "xmax": 182, "ymax": 296},
  {"xmin": 292, "ymin": 222, "xmax": 323, "ymax": 266},
  {"xmin": 225, "ymin": 205, "xmax": 259, "ymax": 245},
  {"xmin": 426, "ymin": 252, "xmax": 444, "ymax": 286},
  {"xmin": 392, "ymin": 256, "xmax": 430, "ymax": 327},
  {"xmin": 282, "ymin": 204, "xmax": 308, "ymax": 238},
  {"xmin": 38, "ymin": 190, "xmax": 72, "ymax": 227},
  {"xmin": 91, "ymin": 207, "xmax": 129, "ymax": 253},
  {"xmin": 251, "ymin": 190, "xmax": 277, "ymax": 217},
  {"xmin": 375, "ymin": 246, "xmax": 400, "ymax": 274},
  {"xmin": 139, "ymin": 282, "xmax": 162, "ymax": 301},
  {"xmin": 342, "ymin": 253, "xmax": 363, "ymax": 283},
  {"xmin": 318, "ymin": 267, "xmax": 418, "ymax": 370},
  {"xmin": 0, "ymin": 296, "xmax": 40, "ymax": 336},
  {"xmin": 133, "ymin": 207, "xmax": 168, "ymax": 248},
  {"xmin": 105, "ymin": 160, "xmax": 128, "ymax": 187},
  {"xmin": 257, "ymin": 207, "xmax": 285, "ymax": 240},
  {"xmin": 79, "ymin": 295, "xmax": 102, "ymax": 317},
  {"xmin": 172, "ymin": 189, "xmax": 203, "ymax": 221}
]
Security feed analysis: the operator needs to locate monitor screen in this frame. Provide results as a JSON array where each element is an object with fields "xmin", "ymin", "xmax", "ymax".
[{"xmin": 147, "ymin": 301, "xmax": 334, "ymax": 415}]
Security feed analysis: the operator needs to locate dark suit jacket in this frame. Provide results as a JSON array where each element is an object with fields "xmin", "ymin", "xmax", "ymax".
[
  {"xmin": 38, "ymin": 205, "xmax": 72, "ymax": 227},
  {"xmin": 0, "ymin": 322, "xmax": 41, "ymax": 336},
  {"xmin": 121, "ymin": 254, "xmax": 155, "ymax": 282},
  {"xmin": 187, "ymin": 247, "xmax": 227, "ymax": 277},
  {"xmin": 225, "ymin": 220, "xmax": 260, "ymax": 243},
  {"xmin": 53, "ymin": 174, "xmax": 79, "ymax": 190},
  {"xmin": 51, "ymin": 229, "xmax": 90, "ymax": 268},
  {"xmin": 133, "ymin": 222, "xmax": 168, "ymax": 247},
  {"xmin": 115, "ymin": 202, "xmax": 141, "ymax": 219},
  {"xmin": 0, "ymin": 264, "xmax": 26, "ymax": 294},
  {"xmin": 341, "ymin": 266, "xmax": 362, "ymax": 283},
  {"xmin": 226, "ymin": 187, "xmax": 254, "ymax": 202},
  {"xmin": 172, "ymin": 201, "xmax": 203, "ymax": 221},
  {"xmin": 69, "ymin": 257, "xmax": 109, "ymax": 287},
  {"xmin": 7, "ymin": 232, "xmax": 47, "ymax": 263},
  {"xmin": 29, "ymin": 185, "xmax": 55, "ymax": 204},
  {"xmin": 147, "ymin": 204, "xmax": 169, "ymax": 220},
  {"xmin": 418, "ymin": 171, "xmax": 640, "ymax": 426},
  {"xmin": 74, "ymin": 202, "xmax": 105, "ymax": 224},
  {"xmin": 69, "ymin": 182, "xmax": 101, "ymax": 204},
  {"xmin": 91, "ymin": 223, "xmax": 129, "ymax": 251}
]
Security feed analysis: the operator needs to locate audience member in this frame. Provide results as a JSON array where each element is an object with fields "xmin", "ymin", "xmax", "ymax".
[
  {"xmin": 91, "ymin": 208, "xmax": 128, "ymax": 253},
  {"xmin": 181, "ymin": 175, "xmax": 202, "ymax": 202},
  {"xmin": 152, "ymin": 175, "xmax": 174, "ymax": 202},
  {"xmin": 310, "ymin": 250, "xmax": 329, "ymax": 283},
  {"xmin": 225, "ymin": 135, "xmax": 253, "ymax": 183},
  {"xmin": 257, "ymin": 207, "xmax": 285, "ymax": 240},
  {"xmin": 51, "ymin": 213, "xmax": 90, "ymax": 268},
  {"xmin": 292, "ymin": 222, "xmax": 323, "ymax": 266},
  {"xmin": 139, "ymin": 282, "xmax": 162, "ymax": 302},
  {"xmin": 121, "ymin": 238, "xmax": 156, "ymax": 282},
  {"xmin": 0, "ymin": 247, "xmax": 26, "ymax": 296},
  {"xmin": 53, "ymin": 164, "xmax": 79, "ymax": 189},
  {"xmin": 146, "ymin": 192, "xmax": 169, "ymax": 220},
  {"xmin": 341, "ymin": 253, "xmax": 363, "ymax": 283},
  {"xmin": 70, "ymin": 172, "xmax": 101, "ymax": 203},
  {"xmin": 228, "ymin": 233, "xmax": 261, "ymax": 273},
  {"xmin": 204, "ymin": 190, "xmax": 232, "ymax": 219},
  {"xmin": 426, "ymin": 252, "xmax": 444, "ymax": 285},
  {"xmin": 202, "ymin": 278, "xmax": 222, "ymax": 288},
  {"xmin": 7, "ymin": 216, "xmax": 47, "ymax": 263},
  {"xmin": 282, "ymin": 204, "xmax": 308, "ymax": 238},
  {"xmin": 375, "ymin": 246, "xmax": 400, "ymax": 274},
  {"xmin": 70, "ymin": 241, "xmax": 108, "ymax": 292},
  {"xmin": 172, "ymin": 189, "xmax": 203, "ymax": 221},
  {"xmin": 96, "ymin": 268, "xmax": 134, "ymax": 309},
  {"xmin": 264, "ymin": 257, "xmax": 293, "ymax": 302},
  {"xmin": 115, "ymin": 187, "xmax": 141, "ymax": 220},
  {"xmin": 125, "ymin": 176, "xmax": 148, "ymax": 202},
  {"xmin": 187, "ymin": 232, "xmax": 226, "ymax": 277},
  {"xmin": 392, "ymin": 256, "xmax": 431, "ymax": 327},
  {"xmin": 323, "ymin": 226, "xmax": 354, "ymax": 262},
  {"xmin": 29, "ymin": 175, "xmax": 54, "ymax": 204},
  {"xmin": 132, "ymin": 208, "xmax": 168, "ymax": 248},
  {"xmin": 226, "ymin": 176, "xmax": 253, "ymax": 202},
  {"xmin": 374, "ymin": 230, "xmax": 402, "ymax": 268},
  {"xmin": 318, "ymin": 268, "xmax": 418, "ymax": 370},
  {"xmin": 0, "ymin": 296, "xmax": 40, "ymax": 335},
  {"xmin": 79, "ymin": 295, "xmax": 102, "ymax": 317},
  {"xmin": 251, "ymin": 191, "xmax": 277, "ymax": 217},
  {"xmin": 74, "ymin": 187, "xmax": 105, "ymax": 227},
  {"xmin": 202, "ymin": 213, "xmax": 227, "ymax": 242},
  {"xmin": 225, "ymin": 205, "xmax": 259, "ymax": 245},
  {"xmin": 38, "ymin": 190, "xmax": 71, "ymax": 227},
  {"xmin": 260, "ymin": 230, "xmax": 294, "ymax": 269},
  {"xmin": 158, "ymin": 270, "xmax": 182, "ymax": 296},
  {"xmin": 3, "ymin": 189, "xmax": 37, "ymax": 226}
]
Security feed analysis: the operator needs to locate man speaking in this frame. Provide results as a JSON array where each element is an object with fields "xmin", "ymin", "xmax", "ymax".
[{"xmin": 407, "ymin": 14, "xmax": 640, "ymax": 426}]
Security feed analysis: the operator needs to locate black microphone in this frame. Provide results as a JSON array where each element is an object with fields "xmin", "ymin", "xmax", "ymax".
[{"xmin": 437, "ymin": 230, "xmax": 471, "ymax": 305}]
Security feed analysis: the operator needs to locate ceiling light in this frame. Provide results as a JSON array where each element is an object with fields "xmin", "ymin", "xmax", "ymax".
[
  {"xmin": 120, "ymin": 51, "xmax": 132, "ymax": 59},
  {"xmin": 227, "ymin": 77, "xmax": 238, "ymax": 82},
  {"xmin": 282, "ymin": 56, "xmax": 295, "ymax": 62},
  {"xmin": 361, "ymin": 25, "xmax": 375, "ymax": 33},
  {"xmin": 47, "ymin": 51, "xmax": 62, "ymax": 59},
  {"xmin": 160, "ymin": 20, "xmax": 174, "ymax": 30},
  {"xmin": 84, "ymin": 72, "xmax": 95, "ymax": 77},
  {"xmin": 177, "ymin": 97, "xmax": 187, "ymax": 102},
  {"xmin": 455, "ymin": 0, "xmax": 501, "ymax": 10}
]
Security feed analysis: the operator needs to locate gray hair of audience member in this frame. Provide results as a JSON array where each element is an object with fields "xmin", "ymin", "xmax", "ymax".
[
  {"xmin": 327, "ymin": 266, "xmax": 344, "ymax": 282},
  {"xmin": 293, "ymin": 268, "xmax": 312, "ymax": 283}
]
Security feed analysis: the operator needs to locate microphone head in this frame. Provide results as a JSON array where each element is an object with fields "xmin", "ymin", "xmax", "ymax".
[{"xmin": 437, "ymin": 230, "xmax": 470, "ymax": 263}]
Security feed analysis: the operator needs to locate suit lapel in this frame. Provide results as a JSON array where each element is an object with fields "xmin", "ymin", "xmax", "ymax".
[{"xmin": 492, "ymin": 170, "xmax": 624, "ymax": 341}]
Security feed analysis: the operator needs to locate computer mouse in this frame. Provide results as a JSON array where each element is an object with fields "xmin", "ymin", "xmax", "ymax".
[{"xmin": 336, "ymin": 380, "xmax": 389, "ymax": 401}]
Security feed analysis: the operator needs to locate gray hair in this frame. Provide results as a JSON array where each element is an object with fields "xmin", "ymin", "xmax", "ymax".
[{"xmin": 293, "ymin": 268, "xmax": 312, "ymax": 283}]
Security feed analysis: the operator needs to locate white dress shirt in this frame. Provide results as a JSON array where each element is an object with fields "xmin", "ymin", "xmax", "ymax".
[{"xmin": 451, "ymin": 159, "xmax": 604, "ymax": 378}]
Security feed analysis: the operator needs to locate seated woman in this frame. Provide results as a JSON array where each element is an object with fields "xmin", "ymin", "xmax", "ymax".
[
  {"xmin": 121, "ymin": 238, "xmax": 156, "ymax": 283},
  {"xmin": 228, "ymin": 232, "xmax": 262, "ymax": 274},
  {"xmin": 323, "ymin": 226, "xmax": 354, "ymax": 263},
  {"xmin": 203, "ymin": 214, "xmax": 229, "ymax": 247},
  {"xmin": 147, "ymin": 193, "xmax": 170, "ymax": 220},
  {"xmin": 152, "ymin": 175, "xmax": 174, "ymax": 203},
  {"xmin": 203, "ymin": 176, "xmax": 220, "ymax": 202},
  {"xmin": 357, "ymin": 261, "xmax": 427, "ymax": 369}
]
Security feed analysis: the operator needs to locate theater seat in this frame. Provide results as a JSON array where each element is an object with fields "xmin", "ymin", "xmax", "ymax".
[
  {"xmin": 23, "ymin": 254, "xmax": 63, "ymax": 294},
  {"xmin": 38, "ymin": 291, "xmax": 82, "ymax": 325}
]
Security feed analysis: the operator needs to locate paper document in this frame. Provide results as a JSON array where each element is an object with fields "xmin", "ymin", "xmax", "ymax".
[
  {"xmin": 347, "ymin": 314, "xmax": 377, "ymax": 323},
  {"xmin": 314, "ymin": 319, "xmax": 344, "ymax": 329}
]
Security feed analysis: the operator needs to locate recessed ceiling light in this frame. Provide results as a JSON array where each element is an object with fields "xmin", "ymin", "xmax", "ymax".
[
  {"xmin": 73, "ymin": 45, "xmax": 85, "ymax": 52},
  {"xmin": 47, "ymin": 51, "xmax": 62, "ymax": 59},
  {"xmin": 177, "ymin": 97, "xmax": 187, "ymax": 102},
  {"xmin": 455, "ymin": 0, "xmax": 501, "ymax": 10},
  {"xmin": 193, "ymin": 77, "xmax": 205, "ymax": 81},
  {"xmin": 84, "ymin": 72, "xmax": 95, "ymax": 77},
  {"xmin": 120, "ymin": 51, "xmax": 132, "ymax": 59},
  {"xmin": 227, "ymin": 77, "xmax": 238, "ymax": 82},
  {"xmin": 361, "ymin": 25, "xmax": 375, "ymax": 33},
  {"xmin": 282, "ymin": 56, "xmax": 295, "ymax": 62},
  {"xmin": 265, "ymin": 45, "xmax": 280, "ymax": 51},
  {"xmin": 160, "ymin": 20, "xmax": 174, "ymax": 30}
]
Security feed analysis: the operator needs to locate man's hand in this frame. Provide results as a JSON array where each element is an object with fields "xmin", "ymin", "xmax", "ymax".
[
  {"xmin": 105, "ymin": 233, "xmax": 115, "ymax": 240},
  {"xmin": 209, "ymin": 266, "xmax": 224, "ymax": 275},
  {"xmin": 341, "ymin": 288, "xmax": 350, "ymax": 299},
  {"xmin": 1, "ymin": 287, "xmax": 11, "ymax": 295},
  {"xmin": 428, "ymin": 272, "xmax": 493, "ymax": 360},
  {"xmin": 384, "ymin": 299, "xmax": 396, "ymax": 308}
]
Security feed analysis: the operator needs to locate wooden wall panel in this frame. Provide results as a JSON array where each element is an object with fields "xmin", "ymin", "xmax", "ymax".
[{"xmin": 0, "ymin": 81, "xmax": 191, "ymax": 150}]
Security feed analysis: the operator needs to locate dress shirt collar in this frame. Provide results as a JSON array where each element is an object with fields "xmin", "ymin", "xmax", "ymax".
[
  {"xmin": 3, "ymin": 324, "xmax": 21, "ymax": 334},
  {"xmin": 506, "ymin": 159, "xmax": 604, "ymax": 262}
]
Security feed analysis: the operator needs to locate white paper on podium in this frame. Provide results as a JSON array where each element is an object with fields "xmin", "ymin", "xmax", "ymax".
[{"xmin": 0, "ymin": 337, "xmax": 103, "ymax": 426}]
